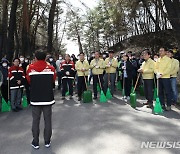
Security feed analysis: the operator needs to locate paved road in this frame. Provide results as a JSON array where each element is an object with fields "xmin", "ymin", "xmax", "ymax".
[{"xmin": 0, "ymin": 90, "xmax": 180, "ymax": 154}]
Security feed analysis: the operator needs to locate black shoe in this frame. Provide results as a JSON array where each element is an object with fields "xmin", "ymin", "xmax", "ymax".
[
  {"xmin": 93, "ymin": 97, "xmax": 97, "ymax": 100},
  {"xmin": 147, "ymin": 105, "xmax": 153, "ymax": 109},
  {"xmin": 31, "ymin": 142, "xmax": 39, "ymax": 149},
  {"xmin": 78, "ymin": 97, "xmax": 81, "ymax": 101},
  {"xmin": 45, "ymin": 141, "xmax": 51, "ymax": 148},
  {"xmin": 12, "ymin": 109, "xmax": 19, "ymax": 112},
  {"xmin": 16, "ymin": 107, "xmax": 23, "ymax": 111},
  {"xmin": 162, "ymin": 106, "xmax": 167, "ymax": 111}
]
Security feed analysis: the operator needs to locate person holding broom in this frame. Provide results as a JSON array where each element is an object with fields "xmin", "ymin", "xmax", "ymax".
[
  {"xmin": 8, "ymin": 58, "xmax": 26, "ymax": 112},
  {"xmin": 119, "ymin": 54, "xmax": 134, "ymax": 100},
  {"xmin": 104, "ymin": 50, "xmax": 118, "ymax": 97},
  {"xmin": 75, "ymin": 52, "xmax": 90, "ymax": 101},
  {"xmin": 154, "ymin": 47, "xmax": 173, "ymax": 111},
  {"xmin": 138, "ymin": 50, "xmax": 155, "ymax": 109},
  {"xmin": 90, "ymin": 51, "xmax": 105, "ymax": 100}
]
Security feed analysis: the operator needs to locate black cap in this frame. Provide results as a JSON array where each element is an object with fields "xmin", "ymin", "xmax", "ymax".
[{"xmin": 108, "ymin": 50, "xmax": 114, "ymax": 54}]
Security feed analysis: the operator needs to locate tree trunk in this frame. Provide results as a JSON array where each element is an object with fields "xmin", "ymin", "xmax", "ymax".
[
  {"xmin": 7, "ymin": 0, "xmax": 19, "ymax": 62},
  {"xmin": 163, "ymin": 0, "xmax": 180, "ymax": 48},
  {"xmin": 1, "ymin": 0, "xmax": 9, "ymax": 57},
  {"xmin": 48, "ymin": 0, "xmax": 57, "ymax": 53}
]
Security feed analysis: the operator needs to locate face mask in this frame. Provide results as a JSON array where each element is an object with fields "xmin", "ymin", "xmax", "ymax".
[
  {"xmin": 25, "ymin": 59, "xmax": 28, "ymax": 63},
  {"xmin": 49, "ymin": 58, "xmax": 53, "ymax": 62},
  {"xmin": 154, "ymin": 58, "xmax": 158, "ymax": 62},
  {"xmin": 59, "ymin": 57, "xmax": 62, "ymax": 60},
  {"xmin": 20, "ymin": 58, "xmax": 24, "ymax": 62},
  {"xmin": 71, "ymin": 58, "xmax": 73, "ymax": 61},
  {"xmin": 92, "ymin": 54, "xmax": 95, "ymax": 57},
  {"xmin": 2, "ymin": 63, "xmax": 7, "ymax": 67},
  {"xmin": 103, "ymin": 55, "xmax": 106, "ymax": 58}
]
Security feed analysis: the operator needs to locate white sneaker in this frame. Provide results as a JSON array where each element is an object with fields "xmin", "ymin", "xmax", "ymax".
[
  {"xmin": 166, "ymin": 106, "xmax": 171, "ymax": 111},
  {"xmin": 45, "ymin": 141, "xmax": 51, "ymax": 148},
  {"xmin": 31, "ymin": 144, "xmax": 40, "ymax": 149}
]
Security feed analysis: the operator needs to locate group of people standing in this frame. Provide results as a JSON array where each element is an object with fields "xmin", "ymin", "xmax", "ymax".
[{"xmin": 0, "ymin": 47, "xmax": 179, "ymax": 149}]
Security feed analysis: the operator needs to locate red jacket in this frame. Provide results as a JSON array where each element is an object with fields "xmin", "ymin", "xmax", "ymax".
[
  {"xmin": 8, "ymin": 66, "xmax": 25, "ymax": 89},
  {"xmin": 60, "ymin": 60, "xmax": 75, "ymax": 79}
]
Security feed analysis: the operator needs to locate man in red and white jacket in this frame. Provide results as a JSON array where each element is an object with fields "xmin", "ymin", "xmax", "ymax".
[
  {"xmin": 26, "ymin": 50, "xmax": 56, "ymax": 149},
  {"xmin": 60, "ymin": 54, "xmax": 75, "ymax": 99},
  {"xmin": 8, "ymin": 58, "xmax": 25, "ymax": 112}
]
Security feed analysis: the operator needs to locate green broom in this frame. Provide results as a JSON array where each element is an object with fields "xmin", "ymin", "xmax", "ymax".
[
  {"xmin": 139, "ymin": 85, "xmax": 144, "ymax": 96},
  {"xmin": 116, "ymin": 81, "xmax": 122, "ymax": 91},
  {"xmin": 1, "ymin": 97, "xmax": 11, "ymax": 112},
  {"xmin": 98, "ymin": 75, "xmax": 107, "ymax": 103},
  {"xmin": 130, "ymin": 73, "xmax": 141, "ymax": 108},
  {"xmin": 153, "ymin": 78, "xmax": 157, "ymax": 100},
  {"xmin": 22, "ymin": 95, "xmax": 28, "ymax": 108},
  {"xmin": 97, "ymin": 84, "xmax": 101, "ymax": 93},
  {"xmin": 154, "ymin": 79, "xmax": 163, "ymax": 114},
  {"xmin": 106, "ymin": 74, "xmax": 112, "ymax": 100}
]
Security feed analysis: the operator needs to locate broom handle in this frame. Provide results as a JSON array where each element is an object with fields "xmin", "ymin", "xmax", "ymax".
[
  {"xmin": 157, "ymin": 78, "xmax": 159, "ymax": 96},
  {"xmin": 83, "ymin": 73, "xmax": 88, "ymax": 90},
  {"xmin": 8, "ymin": 77, "xmax": 10, "ymax": 101},
  {"xmin": 133, "ymin": 73, "xmax": 141, "ymax": 93},
  {"xmin": 98, "ymin": 75, "xmax": 102, "ymax": 90}
]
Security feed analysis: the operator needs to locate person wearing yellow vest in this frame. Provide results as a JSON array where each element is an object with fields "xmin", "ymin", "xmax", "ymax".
[
  {"xmin": 138, "ymin": 50, "xmax": 155, "ymax": 108},
  {"xmin": 104, "ymin": 50, "xmax": 118, "ymax": 96},
  {"xmin": 75, "ymin": 52, "xmax": 90, "ymax": 101},
  {"xmin": 167, "ymin": 49, "xmax": 180, "ymax": 105},
  {"xmin": 90, "ymin": 51, "xmax": 105, "ymax": 99},
  {"xmin": 154, "ymin": 47, "xmax": 173, "ymax": 111}
]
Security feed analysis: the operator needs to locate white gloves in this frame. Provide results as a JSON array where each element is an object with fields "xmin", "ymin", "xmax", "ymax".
[
  {"xmin": 95, "ymin": 66, "xmax": 99, "ymax": 69},
  {"xmin": 122, "ymin": 66, "xmax": 126, "ymax": 70},
  {"xmin": 66, "ymin": 71, "xmax": 70, "ymax": 75},
  {"xmin": 156, "ymin": 73, "xmax": 162, "ymax": 79}
]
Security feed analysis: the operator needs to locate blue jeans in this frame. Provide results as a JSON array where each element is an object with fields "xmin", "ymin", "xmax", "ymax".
[
  {"xmin": 104, "ymin": 73, "xmax": 116, "ymax": 95},
  {"xmin": 159, "ymin": 78, "xmax": 173, "ymax": 107},
  {"xmin": 170, "ymin": 77, "xmax": 178, "ymax": 103},
  {"xmin": 10, "ymin": 88, "xmax": 22, "ymax": 109}
]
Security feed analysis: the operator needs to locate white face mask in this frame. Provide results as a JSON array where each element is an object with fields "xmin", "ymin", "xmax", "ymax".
[
  {"xmin": 92, "ymin": 54, "xmax": 95, "ymax": 57},
  {"xmin": 25, "ymin": 59, "xmax": 28, "ymax": 63},
  {"xmin": 71, "ymin": 58, "xmax": 73, "ymax": 61},
  {"xmin": 2, "ymin": 63, "xmax": 7, "ymax": 67},
  {"xmin": 59, "ymin": 57, "xmax": 62, "ymax": 60},
  {"xmin": 20, "ymin": 58, "xmax": 24, "ymax": 62},
  {"xmin": 103, "ymin": 55, "xmax": 106, "ymax": 58},
  {"xmin": 49, "ymin": 58, "xmax": 53, "ymax": 62}
]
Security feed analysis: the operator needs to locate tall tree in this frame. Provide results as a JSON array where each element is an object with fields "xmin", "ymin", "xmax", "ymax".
[
  {"xmin": 47, "ymin": 0, "xmax": 57, "ymax": 53},
  {"xmin": 7, "ymin": 0, "xmax": 19, "ymax": 62}
]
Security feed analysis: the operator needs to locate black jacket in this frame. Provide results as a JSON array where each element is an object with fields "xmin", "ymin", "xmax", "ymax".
[{"xmin": 119, "ymin": 60, "xmax": 133, "ymax": 79}]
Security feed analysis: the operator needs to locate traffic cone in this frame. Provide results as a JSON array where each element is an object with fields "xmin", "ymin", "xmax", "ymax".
[
  {"xmin": 100, "ymin": 90, "xmax": 107, "ymax": 103},
  {"xmin": 106, "ymin": 88, "xmax": 112, "ymax": 100},
  {"xmin": 22, "ymin": 95, "xmax": 28, "ymax": 108},
  {"xmin": 1, "ymin": 98, "xmax": 11, "ymax": 112}
]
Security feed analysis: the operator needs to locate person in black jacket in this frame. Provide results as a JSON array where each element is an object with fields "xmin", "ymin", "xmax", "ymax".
[
  {"xmin": 0, "ymin": 59, "xmax": 9, "ymax": 102},
  {"xmin": 120, "ymin": 54, "xmax": 133, "ymax": 100},
  {"xmin": 26, "ymin": 50, "xmax": 56, "ymax": 149}
]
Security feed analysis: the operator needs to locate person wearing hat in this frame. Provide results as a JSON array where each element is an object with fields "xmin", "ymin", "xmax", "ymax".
[
  {"xmin": 104, "ymin": 50, "xmax": 118, "ymax": 96},
  {"xmin": 90, "ymin": 51, "xmax": 105, "ymax": 99},
  {"xmin": 167, "ymin": 49, "xmax": 179, "ymax": 105},
  {"xmin": 75, "ymin": 52, "xmax": 90, "ymax": 101},
  {"xmin": 0, "ymin": 59, "xmax": 9, "ymax": 103}
]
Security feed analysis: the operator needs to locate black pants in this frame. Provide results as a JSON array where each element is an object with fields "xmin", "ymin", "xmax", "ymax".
[
  {"xmin": 32, "ymin": 105, "xmax": 52, "ymax": 144},
  {"xmin": 124, "ymin": 77, "xmax": 132, "ymax": 97},
  {"xmin": 77, "ymin": 76, "xmax": 87, "ymax": 98},
  {"xmin": 144, "ymin": 79, "xmax": 154, "ymax": 105},
  {"xmin": 57, "ymin": 72, "xmax": 62, "ymax": 89},
  {"xmin": 1, "ymin": 83, "xmax": 8, "ymax": 102},
  {"xmin": 93, "ymin": 74, "xmax": 104, "ymax": 97},
  {"xmin": 62, "ymin": 78, "xmax": 73, "ymax": 96},
  {"xmin": 159, "ymin": 78, "xmax": 173, "ymax": 107}
]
